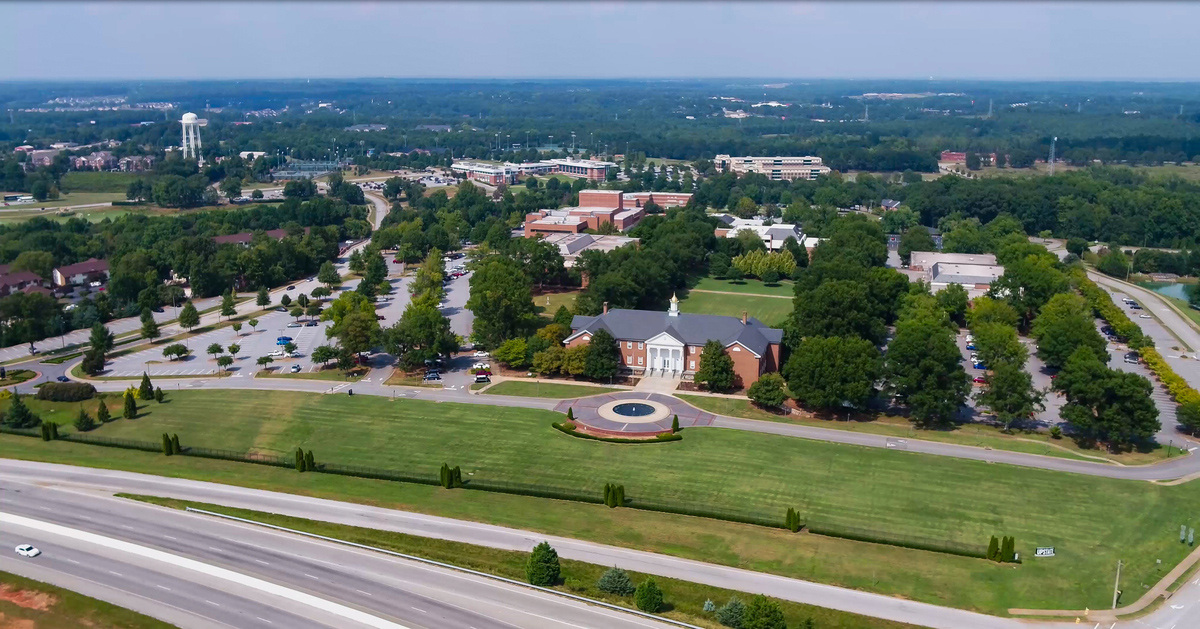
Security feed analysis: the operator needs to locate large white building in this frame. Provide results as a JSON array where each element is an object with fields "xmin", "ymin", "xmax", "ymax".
[
  {"xmin": 714, "ymin": 154, "xmax": 831, "ymax": 181},
  {"xmin": 711, "ymin": 214, "xmax": 804, "ymax": 251},
  {"xmin": 908, "ymin": 252, "xmax": 1004, "ymax": 297}
]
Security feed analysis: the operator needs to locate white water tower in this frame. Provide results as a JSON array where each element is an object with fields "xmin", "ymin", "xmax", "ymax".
[{"xmin": 180, "ymin": 112, "xmax": 205, "ymax": 163}]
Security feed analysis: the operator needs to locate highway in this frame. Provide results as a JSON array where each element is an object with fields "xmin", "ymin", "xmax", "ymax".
[
  {"xmin": 0, "ymin": 459, "xmax": 1066, "ymax": 629},
  {"xmin": 0, "ymin": 470, "xmax": 679, "ymax": 629}
]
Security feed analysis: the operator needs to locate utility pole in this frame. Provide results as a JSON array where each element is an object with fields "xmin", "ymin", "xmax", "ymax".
[{"xmin": 1112, "ymin": 559, "xmax": 1122, "ymax": 609}]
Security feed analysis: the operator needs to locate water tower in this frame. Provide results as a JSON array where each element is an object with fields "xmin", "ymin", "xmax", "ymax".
[{"xmin": 180, "ymin": 112, "xmax": 204, "ymax": 162}]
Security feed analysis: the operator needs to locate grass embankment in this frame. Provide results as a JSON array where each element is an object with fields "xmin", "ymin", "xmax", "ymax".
[
  {"xmin": 484, "ymin": 380, "xmax": 620, "ymax": 398},
  {"xmin": 679, "ymin": 395, "xmax": 1188, "ymax": 466},
  {"xmin": 257, "ymin": 366, "xmax": 365, "ymax": 382},
  {"xmin": 535, "ymin": 290, "xmax": 580, "ymax": 318},
  {"xmin": 0, "ymin": 569, "xmax": 174, "ymax": 628},
  {"xmin": 125, "ymin": 496, "xmax": 914, "ymax": 629},
  {"xmin": 690, "ymin": 276, "xmax": 795, "ymax": 297},
  {"xmin": 61, "ymin": 171, "xmax": 141, "ymax": 193},
  {"xmin": 3, "ymin": 391, "xmax": 1200, "ymax": 613},
  {"xmin": 677, "ymin": 290, "xmax": 792, "ymax": 327}
]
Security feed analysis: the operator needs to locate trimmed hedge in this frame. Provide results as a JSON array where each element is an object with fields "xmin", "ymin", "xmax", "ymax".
[
  {"xmin": 551, "ymin": 422, "xmax": 682, "ymax": 444},
  {"xmin": 35, "ymin": 382, "xmax": 97, "ymax": 402}
]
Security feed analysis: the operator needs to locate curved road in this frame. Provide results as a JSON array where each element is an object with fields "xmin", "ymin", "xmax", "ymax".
[
  {"xmin": 0, "ymin": 470, "xmax": 678, "ymax": 629},
  {"xmin": 0, "ymin": 459, "xmax": 1066, "ymax": 629}
]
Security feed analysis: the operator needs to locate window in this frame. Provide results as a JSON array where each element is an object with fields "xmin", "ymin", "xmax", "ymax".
[
  {"xmin": 689, "ymin": 360, "xmax": 695, "ymax": 370},
  {"xmin": 732, "ymin": 346, "xmax": 741, "ymax": 352},
  {"xmin": 626, "ymin": 341, "xmax": 632, "ymax": 349},
  {"xmin": 689, "ymin": 346, "xmax": 695, "ymax": 354},
  {"xmin": 627, "ymin": 356, "xmax": 634, "ymax": 365},
  {"xmin": 637, "ymin": 356, "xmax": 643, "ymax": 366},
  {"xmin": 638, "ymin": 342, "xmax": 644, "ymax": 350}
]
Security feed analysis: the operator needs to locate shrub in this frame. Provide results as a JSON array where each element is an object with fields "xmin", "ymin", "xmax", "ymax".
[
  {"xmin": 785, "ymin": 507, "xmax": 802, "ymax": 533},
  {"xmin": 596, "ymin": 567, "xmax": 636, "ymax": 596},
  {"xmin": 154, "ymin": 387, "xmax": 165, "ymax": 403},
  {"xmin": 304, "ymin": 450, "xmax": 315, "ymax": 471},
  {"xmin": 171, "ymin": 433, "xmax": 181, "ymax": 454},
  {"xmin": 743, "ymin": 595, "xmax": 786, "ymax": 629},
  {"xmin": 634, "ymin": 578, "xmax": 664, "ymax": 613},
  {"xmin": 747, "ymin": 373, "xmax": 787, "ymax": 409},
  {"xmin": 138, "ymin": 373, "xmax": 154, "ymax": 400},
  {"xmin": 526, "ymin": 541, "xmax": 560, "ymax": 586},
  {"xmin": 3, "ymin": 393, "xmax": 40, "ymax": 429},
  {"xmin": 73, "ymin": 408, "xmax": 96, "ymax": 432},
  {"xmin": 704, "ymin": 599, "xmax": 716, "ymax": 613},
  {"xmin": 96, "ymin": 399, "xmax": 111, "ymax": 423},
  {"xmin": 567, "ymin": 407, "xmax": 574, "ymax": 421},
  {"xmin": 162, "ymin": 433, "xmax": 173, "ymax": 456},
  {"xmin": 716, "ymin": 598, "xmax": 746, "ymax": 628},
  {"xmin": 671, "ymin": 414, "xmax": 679, "ymax": 433},
  {"xmin": 1049, "ymin": 425, "xmax": 1063, "ymax": 439},
  {"xmin": 295, "ymin": 447, "xmax": 304, "ymax": 472},
  {"xmin": 987, "ymin": 535, "xmax": 999, "ymax": 561},
  {"xmin": 122, "ymin": 391, "xmax": 137, "ymax": 419},
  {"xmin": 35, "ymin": 382, "xmax": 97, "ymax": 402}
]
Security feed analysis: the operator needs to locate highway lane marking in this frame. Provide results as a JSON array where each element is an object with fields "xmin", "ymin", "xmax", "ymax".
[
  {"xmin": 305, "ymin": 573, "xmax": 320, "ymax": 580},
  {"xmin": 64, "ymin": 558, "xmax": 79, "ymax": 564},
  {"xmin": 356, "ymin": 589, "xmax": 372, "ymax": 596},
  {"xmin": 120, "ymin": 524, "xmax": 136, "ymax": 530},
  {"xmin": 411, "ymin": 607, "xmax": 427, "ymax": 614},
  {"xmin": 156, "ymin": 584, "xmax": 172, "ymax": 591},
  {"xmin": 256, "ymin": 617, "xmax": 273, "ymax": 624},
  {"xmin": 208, "ymin": 545, "xmax": 223, "ymax": 551},
  {"xmin": 108, "ymin": 570, "xmax": 123, "ymax": 577},
  {"xmin": 255, "ymin": 559, "xmax": 270, "ymax": 565},
  {"xmin": 0, "ymin": 512, "xmax": 415, "ymax": 629},
  {"xmin": 206, "ymin": 600, "xmax": 221, "ymax": 607},
  {"xmin": 163, "ymin": 535, "xmax": 178, "ymax": 540}
]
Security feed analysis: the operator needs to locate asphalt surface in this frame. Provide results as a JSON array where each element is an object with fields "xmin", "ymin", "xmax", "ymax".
[
  {"xmin": 0, "ymin": 470, "xmax": 679, "ymax": 629},
  {"xmin": 0, "ymin": 459, "xmax": 1063, "ymax": 629}
]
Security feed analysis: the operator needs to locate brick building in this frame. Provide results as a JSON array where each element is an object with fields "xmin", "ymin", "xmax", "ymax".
[
  {"xmin": 524, "ymin": 207, "xmax": 644, "ymax": 236},
  {"xmin": 564, "ymin": 295, "xmax": 782, "ymax": 388}
]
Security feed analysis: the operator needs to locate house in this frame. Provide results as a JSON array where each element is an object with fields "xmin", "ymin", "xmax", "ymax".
[
  {"xmin": 0, "ymin": 270, "xmax": 46, "ymax": 297},
  {"xmin": 711, "ymin": 214, "xmax": 804, "ymax": 251},
  {"xmin": 52, "ymin": 258, "xmax": 110, "ymax": 288},
  {"xmin": 881, "ymin": 199, "xmax": 901, "ymax": 211},
  {"xmin": 73, "ymin": 151, "xmax": 116, "ymax": 171},
  {"xmin": 565, "ymin": 295, "xmax": 782, "ymax": 387}
]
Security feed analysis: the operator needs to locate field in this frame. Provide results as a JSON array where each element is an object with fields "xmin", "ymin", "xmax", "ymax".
[
  {"xmin": 5, "ymin": 389, "xmax": 1200, "ymax": 614},
  {"xmin": 60, "ymin": 171, "xmax": 141, "ymax": 193},
  {"xmin": 129, "ymin": 496, "xmax": 915, "ymax": 629},
  {"xmin": 534, "ymin": 290, "xmax": 580, "ymax": 317},
  {"xmin": 677, "ymin": 291, "xmax": 792, "ymax": 327},
  {"xmin": 690, "ymin": 276, "xmax": 795, "ymax": 297},
  {"xmin": 483, "ymin": 380, "xmax": 620, "ymax": 398},
  {"xmin": 0, "ymin": 570, "xmax": 174, "ymax": 628}
]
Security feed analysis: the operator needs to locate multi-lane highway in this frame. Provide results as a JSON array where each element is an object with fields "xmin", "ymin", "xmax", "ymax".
[{"xmin": 0, "ymin": 469, "xmax": 678, "ymax": 629}]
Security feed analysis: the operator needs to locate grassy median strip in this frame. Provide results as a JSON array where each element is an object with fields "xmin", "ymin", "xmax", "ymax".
[
  {"xmin": 0, "ymin": 569, "xmax": 174, "ymax": 628},
  {"xmin": 484, "ymin": 380, "xmax": 622, "ymax": 398},
  {"xmin": 121, "ymin": 494, "xmax": 915, "ymax": 629}
]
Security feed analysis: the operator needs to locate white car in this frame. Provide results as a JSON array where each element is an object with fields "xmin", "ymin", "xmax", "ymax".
[
  {"xmin": 1139, "ymin": 314, "xmax": 1152, "ymax": 319},
  {"xmin": 15, "ymin": 544, "xmax": 40, "ymax": 557},
  {"xmin": 286, "ymin": 351, "xmax": 302, "ymax": 358},
  {"xmin": 268, "ymin": 349, "xmax": 285, "ymax": 357},
  {"xmin": 473, "ymin": 351, "xmax": 489, "ymax": 358}
]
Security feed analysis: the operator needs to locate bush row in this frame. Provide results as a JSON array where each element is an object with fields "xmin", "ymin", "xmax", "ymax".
[
  {"xmin": 1141, "ymin": 347, "xmax": 1200, "ymax": 407},
  {"xmin": 1072, "ymin": 269, "xmax": 1149, "ymax": 349},
  {"xmin": 551, "ymin": 421, "xmax": 682, "ymax": 444},
  {"xmin": 35, "ymin": 382, "xmax": 97, "ymax": 402}
]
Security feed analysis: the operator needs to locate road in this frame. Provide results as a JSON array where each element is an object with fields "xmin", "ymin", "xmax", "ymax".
[
  {"xmin": 0, "ymin": 469, "xmax": 678, "ymax": 629},
  {"xmin": 0, "ymin": 459, "xmax": 1063, "ymax": 629}
]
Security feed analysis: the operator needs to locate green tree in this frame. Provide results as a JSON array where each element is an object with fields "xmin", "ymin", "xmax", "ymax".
[
  {"xmin": 493, "ymin": 338, "xmax": 529, "ymax": 368},
  {"xmin": 216, "ymin": 356, "xmax": 233, "ymax": 372},
  {"xmin": 96, "ymin": 399, "xmax": 111, "ymax": 423},
  {"xmin": 138, "ymin": 373, "xmax": 154, "ymax": 399},
  {"xmin": 140, "ymin": 308, "xmax": 160, "ymax": 339},
  {"xmin": 219, "ymin": 176, "xmax": 242, "ymax": 199},
  {"xmin": 155, "ymin": 387, "xmax": 164, "ymax": 403},
  {"xmin": 228, "ymin": 343, "xmax": 241, "ymax": 359},
  {"xmin": 256, "ymin": 286, "xmax": 271, "ymax": 309},
  {"xmin": 178, "ymin": 300, "xmax": 200, "ymax": 332},
  {"xmin": 257, "ymin": 355, "xmax": 274, "ymax": 370},
  {"xmin": 1055, "ymin": 347, "xmax": 1159, "ymax": 448},
  {"xmin": 695, "ymin": 340, "xmax": 736, "ymax": 392},
  {"xmin": 526, "ymin": 542, "xmax": 561, "ymax": 586},
  {"xmin": 886, "ymin": 315, "xmax": 970, "ymax": 427},
  {"xmin": 384, "ymin": 301, "xmax": 458, "ymax": 369},
  {"xmin": 991, "ymin": 255, "xmax": 1069, "ymax": 328},
  {"xmin": 3, "ymin": 393, "xmax": 40, "ymax": 428},
  {"xmin": 881, "ymin": 206, "xmax": 919, "ymax": 235},
  {"xmin": 784, "ymin": 336, "xmax": 881, "ymax": 411},
  {"xmin": 312, "ymin": 345, "xmax": 338, "ymax": 367},
  {"xmin": 89, "ymin": 321, "xmax": 114, "ymax": 354},
  {"xmin": 747, "ymin": 372, "xmax": 787, "ymax": 409},
  {"xmin": 967, "ymin": 296, "xmax": 1021, "ymax": 329},
  {"xmin": 122, "ymin": 391, "xmax": 137, "ymax": 419},
  {"xmin": 74, "ymin": 408, "xmax": 96, "ymax": 432},
  {"xmin": 1031, "ymin": 293, "xmax": 1108, "ymax": 369},
  {"xmin": 220, "ymin": 290, "xmax": 237, "ymax": 319},
  {"xmin": 976, "ymin": 362, "xmax": 1045, "ymax": 431},
  {"xmin": 232, "ymin": 322, "xmax": 243, "ymax": 336},
  {"xmin": 1065, "ymin": 237, "xmax": 1089, "ymax": 257},
  {"xmin": 9, "ymin": 250, "xmax": 55, "ymax": 281},
  {"xmin": 1097, "ymin": 249, "xmax": 1130, "ymax": 278},
  {"xmin": 634, "ymin": 578, "xmax": 664, "ymax": 613},
  {"xmin": 206, "ymin": 343, "xmax": 224, "ymax": 359},
  {"xmin": 317, "ymin": 260, "xmax": 341, "ymax": 288},
  {"xmin": 791, "ymin": 279, "xmax": 887, "ymax": 345},
  {"xmin": 1178, "ymin": 400, "xmax": 1200, "ymax": 435},
  {"xmin": 937, "ymin": 284, "xmax": 969, "ymax": 325},
  {"xmin": 467, "ymin": 257, "xmax": 537, "ymax": 348},
  {"xmin": 583, "ymin": 329, "xmax": 620, "ymax": 380},
  {"xmin": 552, "ymin": 305, "xmax": 574, "ymax": 327},
  {"xmin": 247, "ymin": 318, "xmax": 259, "ymax": 332},
  {"xmin": 336, "ymin": 311, "xmax": 380, "ymax": 356},
  {"xmin": 596, "ymin": 567, "xmax": 636, "ymax": 596},
  {"xmin": 716, "ymin": 598, "xmax": 746, "ymax": 628},
  {"xmin": 743, "ymin": 595, "xmax": 787, "ymax": 629},
  {"xmin": 898, "ymin": 227, "xmax": 936, "ymax": 266}
]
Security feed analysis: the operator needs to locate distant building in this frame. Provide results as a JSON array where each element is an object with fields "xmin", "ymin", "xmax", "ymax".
[
  {"xmin": 345, "ymin": 124, "xmax": 388, "ymax": 132},
  {"xmin": 711, "ymin": 214, "xmax": 803, "ymax": 251},
  {"xmin": 118, "ymin": 155, "xmax": 156, "ymax": 172},
  {"xmin": 881, "ymin": 199, "xmax": 901, "ymax": 211},
  {"xmin": 212, "ymin": 228, "xmax": 309, "ymax": 247},
  {"xmin": 0, "ymin": 270, "xmax": 46, "ymax": 297},
  {"xmin": 239, "ymin": 151, "xmax": 267, "ymax": 160},
  {"xmin": 565, "ymin": 296, "xmax": 782, "ymax": 387},
  {"xmin": 713, "ymin": 154, "xmax": 830, "ymax": 181},
  {"xmin": 453, "ymin": 158, "xmax": 621, "ymax": 185},
  {"xmin": 908, "ymin": 252, "xmax": 1003, "ymax": 296},
  {"xmin": 25, "ymin": 149, "xmax": 63, "ymax": 168},
  {"xmin": 451, "ymin": 161, "xmax": 519, "ymax": 186},
  {"xmin": 415, "ymin": 124, "xmax": 452, "ymax": 132},
  {"xmin": 52, "ymin": 258, "xmax": 109, "ymax": 288},
  {"xmin": 541, "ymin": 158, "xmax": 617, "ymax": 181},
  {"xmin": 524, "ymin": 207, "xmax": 644, "ymax": 236},
  {"xmin": 72, "ymin": 151, "xmax": 116, "ymax": 171},
  {"xmin": 577, "ymin": 189, "xmax": 692, "ymax": 210},
  {"xmin": 537, "ymin": 232, "xmax": 638, "ymax": 268}
]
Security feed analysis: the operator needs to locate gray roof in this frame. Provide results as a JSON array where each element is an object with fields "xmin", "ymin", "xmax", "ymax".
[{"xmin": 570, "ymin": 309, "xmax": 782, "ymax": 356}]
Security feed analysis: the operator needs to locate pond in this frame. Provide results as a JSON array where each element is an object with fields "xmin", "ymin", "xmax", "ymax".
[{"xmin": 1139, "ymin": 281, "xmax": 1193, "ymax": 301}]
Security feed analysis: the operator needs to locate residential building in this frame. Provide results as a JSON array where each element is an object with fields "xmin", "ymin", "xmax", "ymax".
[
  {"xmin": 118, "ymin": 155, "xmax": 156, "ymax": 172},
  {"xmin": 52, "ymin": 258, "xmax": 109, "ymax": 288},
  {"xmin": 25, "ymin": 149, "xmax": 63, "ymax": 168},
  {"xmin": 0, "ymin": 270, "xmax": 46, "ymax": 297},
  {"xmin": 212, "ymin": 227, "xmax": 308, "ymax": 246},
  {"xmin": 713, "ymin": 154, "xmax": 831, "ymax": 181},
  {"xmin": 565, "ymin": 295, "xmax": 782, "ymax": 387},
  {"xmin": 72, "ymin": 151, "xmax": 116, "ymax": 171},
  {"xmin": 537, "ymin": 232, "xmax": 638, "ymax": 268},
  {"xmin": 881, "ymin": 199, "xmax": 901, "ymax": 211},
  {"xmin": 711, "ymin": 214, "xmax": 804, "ymax": 251}
]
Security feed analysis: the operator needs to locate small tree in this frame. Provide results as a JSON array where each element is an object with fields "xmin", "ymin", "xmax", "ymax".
[
  {"xmin": 139, "ymin": 373, "xmax": 154, "ymax": 399},
  {"xmin": 220, "ymin": 290, "xmax": 237, "ymax": 319},
  {"xmin": 671, "ymin": 414, "xmax": 679, "ymax": 433},
  {"xmin": 280, "ymin": 294, "xmax": 292, "ymax": 308},
  {"xmin": 171, "ymin": 433, "xmax": 181, "ymax": 454},
  {"xmin": 228, "ymin": 343, "xmax": 241, "ymax": 359},
  {"xmin": 123, "ymin": 391, "xmax": 138, "ymax": 419},
  {"xmin": 206, "ymin": 343, "xmax": 224, "ymax": 359},
  {"xmin": 96, "ymin": 399, "xmax": 111, "ymax": 423},
  {"xmin": 634, "ymin": 578, "xmax": 664, "ymax": 613},
  {"xmin": 257, "ymin": 286, "xmax": 271, "ymax": 309},
  {"xmin": 3, "ymin": 392, "xmax": 40, "ymax": 428},
  {"xmin": 140, "ymin": 307, "xmax": 160, "ymax": 340},
  {"xmin": 526, "ymin": 541, "xmax": 561, "ymax": 586},
  {"xmin": 716, "ymin": 598, "xmax": 746, "ymax": 628},
  {"xmin": 232, "ymin": 322, "xmax": 243, "ymax": 336},
  {"xmin": 566, "ymin": 407, "xmax": 574, "ymax": 421},
  {"xmin": 295, "ymin": 447, "xmax": 305, "ymax": 472},
  {"xmin": 987, "ymin": 535, "xmax": 1000, "ymax": 561},
  {"xmin": 786, "ymin": 507, "xmax": 801, "ymax": 533},
  {"xmin": 747, "ymin": 373, "xmax": 787, "ymax": 409},
  {"xmin": 179, "ymin": 300, "xmax": 200, "ymax": 333},
  {"xmin": 257, "ymin": 355, "xmax": 274, "ymax": 370},
  {"xmin": 695, "ymin": 340, "xmax": 736, "ymax": 392},
  {"xmin": 596, "ymin": 567, "xmax": 636, "ymax": 596},
  {"xmin": 162, "ymin": 432, "xmax": 173, "ymax": 455},
  {"xmin": 742, "ymin": 595, "xmax": 787, "ymax": 629},
  {"xmin": 74, "ymin": 408, "xmax": 96, "ymax": 432},
  {"xmin": 247, "ymin": 318, "xmax": 259, "ymax": 332},
  {"xmin": 154, "ymin": 387, "xmax": 165, "ymax": 402},
  {"xmin": 216, "ymin": 356, "xmax": 234, "ymax": 372},
  {"xmin": 304, "ymin": 449, "xmax": 315, "ymax": 471}
]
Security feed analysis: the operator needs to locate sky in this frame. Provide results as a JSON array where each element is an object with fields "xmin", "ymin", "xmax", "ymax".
[{"xmin": 4, "ymin": 1, "xmax": 1199, "ymax": 82}]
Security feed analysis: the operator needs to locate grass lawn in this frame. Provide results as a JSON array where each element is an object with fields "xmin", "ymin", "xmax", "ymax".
[
  {"xmin": 128, "ymin": 496, "xmax": 915, "ymax": 629},
  {"xmin": 0, "ymin": 369, "xmax": 36, "ymax": 386},
  {"xmin": 678, "ymin": 395, "xmax": 1189, "ymax": 466},
  {"xmin": 61, "ymin": 171, "xmax": 141, "ymax": 193},
  {"xmin": 384, "ymin": 370, "xmax": 443, "ymax": 388},
  {"xmin": 484, "ymin": 380, "xmax": 620, "ymax": 398},
  {"xmin": 535, "ymin": 290, "xmax": 580, "ymax": 317},
  {"xmin": 677, "ymin": 291, "xmax": 792, "ymax": 327},
  {"xmin": 0, "ymin": 569, "xmax": 174, "ymax": 628},
  {"xmin": 4, "ymin": 390, "xmax": 1200, "ymax": 614},
  {"xmin": 257, "ymin": 366, "xmax": 365, "ymax": 382},
  {"xmin": 690, "ymin": 276, "xmax": 794, "ymax": 297}
]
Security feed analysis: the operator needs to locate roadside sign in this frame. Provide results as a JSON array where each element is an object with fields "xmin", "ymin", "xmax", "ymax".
[{"xmin": 1035, "ymin": 547, "xmax": 1055, "ymax": 557}]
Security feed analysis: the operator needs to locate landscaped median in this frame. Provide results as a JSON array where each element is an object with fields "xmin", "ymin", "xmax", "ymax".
[
  {"xmin": 483, "ymin": 379, "xmax": 622, "ymax": 398},
  {"xmin": 122, "ymin": 495, "xmax": 914, "ymax": 629},
  {"xmin": 3, "ymin": 389, "xmax": 1200, "ymax": 615}
]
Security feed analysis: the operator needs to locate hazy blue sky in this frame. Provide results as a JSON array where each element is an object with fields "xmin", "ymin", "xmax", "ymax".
[{"xmin": 4, "ymin": 1, "xmax": 1198, "ymax": 81}]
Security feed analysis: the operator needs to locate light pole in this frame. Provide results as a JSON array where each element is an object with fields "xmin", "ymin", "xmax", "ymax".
[{"xmin": 1112, "ymin": 559, "xmax": 1122, "ymax": 609}]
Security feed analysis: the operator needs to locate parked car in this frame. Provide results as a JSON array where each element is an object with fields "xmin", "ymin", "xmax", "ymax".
[
  {"xmin": 151, "ymin": 306, "xmax": 164, "ymax": 313},
  {"xmin": 973, "ymin": 362, "xmax": 987, "ymax": 370},
  {"xmin": 423, "ymin": 372, "xmax": 442, "ymax": 381},
  {"xmin": 275, "ymin": 306, "xmax": 288, "ymax": 312},
  {"xmin": 304, "ymin": 320, "xmax": 319, "ymax": 327},
  {"xmin": 290, "ymin": 364, "xmax": 302, "ymax": 373},
  {"xmin": 1124, "ymin": 352, "xmax": 1140, "ymax": 364},
  {"xmin": 286, "ymin": 351, "xmax": 302, "ymax": 358},
  {"xmin": 1139, "ymin": 314, "xmax": 1152, "ymax": 319},
  {"xmin": 287, "ymin": 285, "xmax": 295, "ymax": 291},
  {"xmin": 473, "ymin": 350, "xmax": 489, "ymax": 358},
  {"xmin": 965, "ymin": 342, "xmax": 976, "ymax": 350},
  {"xmin": 973, "ymin": 376, "xmax": 987, "ymax": 384},
  {"xmin": 474, "ymin": 374, "xmax": 491, "ymax": 384},
  {"xmin": 14, "ymin": 544, "xmax": 40, "ymax": 558},
  {"xmin": 286, "ymin": 322, "xmax": 302, "ymax": 328},
  {"xmin": 269, "ymin": 349, "xmax": 285, "ymax": 357},
  {"xmin": 376, "ymin": 314, "xmax": 386, "ymax": 320}
]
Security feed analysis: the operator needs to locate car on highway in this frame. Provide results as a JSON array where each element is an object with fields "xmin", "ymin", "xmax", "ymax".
[
  {"xmin": 14, "ymin": 544, "xmax": 40, "ymax": 558},
  {"xmin": 56, "ymin": 375, "xmax": 70, "ymax": 382},
  {"xmin": 1139, "ymin": 314, "xmax": 1152, "ymax": 319},
  {"xmin": 287, "ymin": 285, "xmax": 295, "ymax": 291}
]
